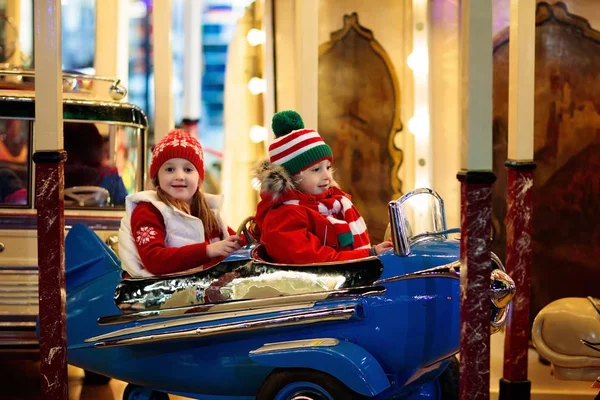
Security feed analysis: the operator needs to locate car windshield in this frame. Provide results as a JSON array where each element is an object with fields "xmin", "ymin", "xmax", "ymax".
[
  {"xmin": 0, "ymin": 119, "xmax": 144, "ymax": 209},
  {"xmin": 63, "ymin": 122, "xmax": 143, "ymax": 208},
  {"xmin": 399, "ymin": 190, "xmax": 446, "ymax": 240}
]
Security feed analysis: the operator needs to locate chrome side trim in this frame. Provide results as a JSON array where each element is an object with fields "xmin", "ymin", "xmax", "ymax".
[
  {"xmin": 249, "ymin": 338, "xmax": 340, "ymax": 354},
  {"xmin": 92, "ymin": 305, "xmax": 359, "ymax": 348},
  {"xmin": 100, "ymin": 285, "xmax": 385, "ymax": 325},
  {"xmin": 88, "ymin": 302, "xmax": 318, "ymax": 342},
  {"xmin": 373, "ymin": 261, "xmax": 461, "ymax": 285}
]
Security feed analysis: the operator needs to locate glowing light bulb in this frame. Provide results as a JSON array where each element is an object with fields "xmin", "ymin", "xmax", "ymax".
[
  {"xmin": 408, "ymin": 109, "xmax": 430, "ymax": 137},
  {"xmin": 407, "ymin": 49, "xmax": 429, "ymax": 76},
  {"xmin": 249, "ymin": 125, "xmax": 268, "ymax": 143},
  {"xmin": 248, "ymin": 77, "xmax": 266, "ymax": 95},
  {"xmin": 247, "ymin": 29, "xmax": 266, "ymax": 46}
]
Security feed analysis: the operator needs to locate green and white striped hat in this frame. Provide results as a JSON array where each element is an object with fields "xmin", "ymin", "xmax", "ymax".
[{"xmin": 268, "ymin": 110, "xmax": 333, "ymax": 176}]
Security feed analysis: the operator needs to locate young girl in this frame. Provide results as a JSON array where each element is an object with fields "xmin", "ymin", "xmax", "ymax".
[
  {"xmin": 253, "ymin": 110, "xmax": 393, "ymax": 264},
  {"xmin": 119, "ymin": 129, "xmax": 241, "ymax": 277}
]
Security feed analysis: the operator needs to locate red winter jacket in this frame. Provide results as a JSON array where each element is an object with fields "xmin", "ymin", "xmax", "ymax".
[
  {"xmin": 130, "ymin": 201, "xmax": 237, "ymax": 275},
  {"xmin": 254, "ymin": 187, "xmax": 371, "ymax": 264}
]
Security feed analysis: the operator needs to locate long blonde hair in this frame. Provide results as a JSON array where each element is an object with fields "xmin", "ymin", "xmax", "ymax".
[{"xmin": 152, "ymin": 176, "xmax": 220, "ymax": 235}]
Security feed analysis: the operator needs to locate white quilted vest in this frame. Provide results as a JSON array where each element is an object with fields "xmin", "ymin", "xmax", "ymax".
[{"xmin": 118, "ymin": 190, "xmax": 229, "ymax": 277}]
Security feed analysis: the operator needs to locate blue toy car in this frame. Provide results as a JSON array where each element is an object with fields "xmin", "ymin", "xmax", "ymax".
[{"xmin": 62, "ymin": 188, "xmax": 515, "ymax": 400}]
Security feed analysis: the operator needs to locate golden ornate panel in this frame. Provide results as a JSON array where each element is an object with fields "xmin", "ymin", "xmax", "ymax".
[
  {"xmin": 492, "ymin": 2, "xmax": 600, "ymax": 327},
  {"xmin": 318, "ymin": 13, "xmax": 403, "ymax": 242}
]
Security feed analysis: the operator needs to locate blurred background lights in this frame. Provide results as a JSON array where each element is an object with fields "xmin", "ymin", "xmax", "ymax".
[
  {"xmin": 407, "ymin": 48, "xmax": 429, "ymax": 76},
  {"xmin": 408, "ymin": 108, "xmax": 430, "ymax": 137},
  {"xmin": 248, "ymin": 77, "xmax": 266, "ymax": 94},
  {"xmin": 246, "ymin": 29, "xmax": 266, "ymax": 46},
  {"xmin": 249, "ymin": 125, "xmax": 268, "ymax": 143}
]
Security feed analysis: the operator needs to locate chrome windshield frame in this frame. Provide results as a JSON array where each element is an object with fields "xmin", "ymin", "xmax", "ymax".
[{"xmin": 387, "ymin": 188, "xmax": 448, "ymax": 256}]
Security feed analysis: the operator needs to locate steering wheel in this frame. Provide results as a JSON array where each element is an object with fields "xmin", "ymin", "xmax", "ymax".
[
  {"xmin": 64, "ymin": 186, "xmax": 110, "ymax": 207},
  {"xmin": 236, "ymin": 216, "xmax": 258, "ymax": 244}
]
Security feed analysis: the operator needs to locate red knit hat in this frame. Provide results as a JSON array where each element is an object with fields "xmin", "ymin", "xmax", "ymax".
[
  {"xmin": 149, "ymin": 129, "xmax": 204, "ymax": 180},
  {"xmin": 269, "ymin": 110, "xmax": 332, "ymax": 175}
]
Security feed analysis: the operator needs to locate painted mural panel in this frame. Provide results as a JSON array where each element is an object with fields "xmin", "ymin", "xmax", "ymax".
[
  {"xmin": 492, "ymin": 2, "xmax": 600, "ymax": 327},
  {"xmin": 318, "ymin": 13, "xmax": 403, "ymax": 242}
]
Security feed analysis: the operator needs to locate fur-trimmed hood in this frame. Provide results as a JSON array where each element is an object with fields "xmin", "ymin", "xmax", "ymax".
[
  {"xmin": 252, "ymin": 160, "xmax": 297, "ymax": 239},
  {"xmin": 252, "ymin": 159, "xmax": 296, "ymax": 200},
  {"xmin": 252, "ymin": 159, "xmax": 344, "ymax": 239},
  {"xmin": 252, "ymin": 159, "xmax": 339, "ymax": 199}
]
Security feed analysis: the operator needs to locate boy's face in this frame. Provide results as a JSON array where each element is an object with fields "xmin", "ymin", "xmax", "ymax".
[
  {"xmin": 296, "ymin": 159, "xmax": 333, "ymax": 195},
  {"xmin": 157, "ymin": 158, "xmax": 200, "ymax": 204}
]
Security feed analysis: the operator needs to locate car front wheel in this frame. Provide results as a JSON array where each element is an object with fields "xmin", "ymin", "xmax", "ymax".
[
  {"xmin": 256, "ymin": 368, "xmax": 364, "ymax": 400},
  {"xmin": 122, "ymin": 383, "xmax": 169, "ymax": 400}
]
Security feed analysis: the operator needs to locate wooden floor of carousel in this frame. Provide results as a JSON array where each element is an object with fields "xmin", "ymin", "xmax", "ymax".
[{"xmin": 0, "ymin": 332, "xmax": 597, "ymax": 399}]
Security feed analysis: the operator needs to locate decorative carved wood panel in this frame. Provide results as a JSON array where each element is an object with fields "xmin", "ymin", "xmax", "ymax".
[
  {"xmin": 492, "ymin": 2, "xmax": 600, "ymax": 327},
  {"xmin": 318, "ymin": 13, "xmax": 403, "ymax": 243}
]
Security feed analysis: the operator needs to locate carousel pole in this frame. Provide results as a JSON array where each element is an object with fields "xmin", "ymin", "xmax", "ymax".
[
  {"xmin": 457, "ymin": 1, "xmax": 495, "ymax": 399},
  {"xmin": 95, "ymin": 0, "xmax": 130, "ymax": 96},
  {"xmin": 182, "ymin": 0, "xmax": 203, "ymax": 137},
  {"xmin": 153, "ymin": 0, "xmax": 174, "ymax": 142},
  {"xmin": 33, "ymin": 0, "xmax": 68, "ymax": 398},
  {"xmin": 499, "ymin": 0, "xmax": 536, "ymax": 399},
  {"xmin": 294, "ymin": 0, "xmax": 318, "ymax": 129},
  {"xmin": 263, "ymin": 0, "xmax": 275, "ymax": 141}
]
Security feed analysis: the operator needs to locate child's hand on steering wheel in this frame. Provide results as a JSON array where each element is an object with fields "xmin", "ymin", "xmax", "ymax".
[{"xmin": 207, "ymin": 235, "xmax": 242, "ymax": 258}]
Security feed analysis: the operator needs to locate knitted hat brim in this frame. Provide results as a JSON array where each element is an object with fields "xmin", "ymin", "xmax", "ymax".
[
  {"xmin": 279, "ymin": 143, "xmax": 333, "ymax": 176},
  {"xmin": 149, "ymin": 130, "xmax": 205, "ymax": 181}
]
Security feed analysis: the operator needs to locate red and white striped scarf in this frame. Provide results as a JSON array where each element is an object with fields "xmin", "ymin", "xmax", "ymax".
[{"xmin": 285, "ymin": 188, "xmax": 371, "ymax": 250}]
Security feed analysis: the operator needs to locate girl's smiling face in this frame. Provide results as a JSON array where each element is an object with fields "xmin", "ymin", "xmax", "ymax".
[
  {"xmin": 295, "ymin": 159, "xmax": 333, "ymax": 195},
  {"xmin": 157, "ymin": 158, "xmax": 200, "ymax": 204}
]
